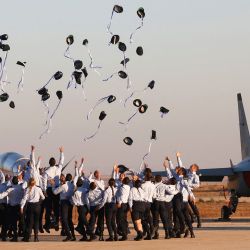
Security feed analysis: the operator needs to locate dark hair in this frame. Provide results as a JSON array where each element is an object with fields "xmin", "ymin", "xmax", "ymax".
[
  {"xmin": 122, "ymin": 177, "xmax": 130, "ymax": 185},
  {"xmin": 76, "ymin": 178, "xmax": 83, "ymax": 187},
  {"xmin": 49, "ymin": 157, "xmax": 56, "ymax": 166},
  {"xmin": 155, "ymin": 175, "xmax": 162, "ymax": 183},
  {"xmin": 66, "ymin": 173, "xmax": 72, "ymax": 182},
  {"xmin": 168, "ymin": 177, "xmax": 177, "ymax": 185},
  {"xmin": 89, "ymin": 182, "xmax": 96, "ymax": 190},
  {"xmin": 108, "ymin": 178, "xmax": 115, "ymax": 187},
  {"xmin": 12, "ymin": 176, "xmax": 18, "ymax": 185},
  {"xmin": 144, "ymin": 167, "xmax": 152, "ymax": 176},
  {"xmin": 134, "ymin": 179, "xmax": 141, "ymax": 188}
]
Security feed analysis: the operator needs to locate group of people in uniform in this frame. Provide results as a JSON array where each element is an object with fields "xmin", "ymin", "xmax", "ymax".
[{"xmin": 0, "ymin": 146, "xmax": 201, "ymax": 242}]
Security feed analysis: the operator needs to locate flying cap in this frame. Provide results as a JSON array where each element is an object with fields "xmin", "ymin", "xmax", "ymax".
[
  {"xmin": 110, "ymin": 35, "xmax": 120, "ymax": 45},
  {"xmin": 9, "ymin": 101, "xmax": 15, "ymax": 109},
  {"xmin": 133, "ymin": 99, "xmax": 142, "ymax": 107},
  {"xmin": 41, "ymin": 93, "xmax": 50, "ymax": 102},
  {"xmin": 99, "ymin": 111, "xmax": 107, "ymax": 121},
  {"xmin": 151, "ymin": 130, "xmax": 157, "ymax": 140},
  {"xmin": 123, "ymin": 137, "xmax": 133, "ymax": 145},
  {"xmin": 56, "ymin": 90, "xmax": 63, "ymax": 100},
  {"xmin": 118, "ymin": 42, "xmax": 127, "ymax": 52},
  {"xmin": 139, "ymin": 104, "xmax": 148, "ymax": 113},
  {"xmin": 136, "ymin": 46, "xmax": 143, "ymax": 56},
  {"xmin": 118, "ymin": 70, "xmax": 127, "ymax": 79},
  {"xmin": 54, "ymin": 71, "xmax": 63, "ymax": 80},
  {"xmin": 137, "ymin": 7, "xmax": 145, "ymax": 18},
  {"xmin": 113, "ymin": 5, "xmax": 123, "ymax": 13},
  {"xmin": 0, "ymin": 93, "xmax": 9, "ymax": 102},
  {"xmin": 66, "ymin": 35, "xmax": 74, "ymax": 45},
  {"xmin": 107, "ymin": 95, "xmax": 116, "ymax": 103},
  {"xmin": 148, "ymin": 80, "xmax": 155, "ymax": 89},
  {"xmin": 74, "ymin": 60, "xmax": 83, "ymax": 70}
]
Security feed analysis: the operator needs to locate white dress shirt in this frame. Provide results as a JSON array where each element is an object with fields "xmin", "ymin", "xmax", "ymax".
[
  {"xmin": 86, "ymin": 188, "xmax": 103, "ymax": 209},
  {"xmin": 141, "ymin": 181, "xmax": 155, "ymax": 203},
  {"xmin": 88, "ymin": 174, "xmax": 105, "ymax": 191},
  {"xmin": 128, "ymin": 187, "xmax": 145, "ymax": 209},
  {"xmin": 44, "ymin": 152, "xmax": 64, "ymax": 190},
  {"xmin": 99, "ymin": 186, "xmax": 117, "ymax": 208},
  {"xmin": 72, "ymin": 186, "xmax": 88, "ymax": 206},
  {"xmin": 153, "ymin": 182, "xmax": 178, "ymax": 202},
  {"xmin": 0, "ymin": 182, "xmax": 8, "ymax": 204},
  {"xmin": 20, "ymin": 186, "xmax": 45, "ymax": 209},
  {"xmin": 52, "ymin": 181, "xmax": 74, "ymax": 201},
  {"xmin": 116, "ymin": 184, "xmax": 130, "ymax": 204},
  {"xmin": 0, "ymin": 184, "xmax": 24, "ymax": 206}
]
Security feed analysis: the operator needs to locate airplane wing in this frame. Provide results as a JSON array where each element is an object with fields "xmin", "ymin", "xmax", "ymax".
[{"xmin": 198, "ymin": 168, "xmax": 234, "ymax": 182}]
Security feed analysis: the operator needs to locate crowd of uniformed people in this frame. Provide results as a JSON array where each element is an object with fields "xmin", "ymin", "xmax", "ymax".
[{"xmin": 0, "ymin": 146, "xmax": 201, "ymax": 242}]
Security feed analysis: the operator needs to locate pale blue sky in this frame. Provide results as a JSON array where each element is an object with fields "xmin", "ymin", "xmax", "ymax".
[{"xmin": 1, "ymin": 0, "xmax": 250, "ymax": 173}]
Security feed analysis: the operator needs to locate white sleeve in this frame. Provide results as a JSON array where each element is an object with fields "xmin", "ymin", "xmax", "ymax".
[
  {"xmin": 39, "ymin": 188, "xmax": 45, "ymax": 200},
  {"xmin": 128, "ymin": 189, "xmax": 133, "ymax": 209},
  {"xmin": 52, "ymin": 185, "xmax": 64, "ymax": 195},
  {"xmin": 88, "ymin": 173, "xmax": 94, "ymax": 182},
  {"xmin": 0, "ymin": 170, "xmax": 5, "ymax": 184},
  {"xmin": 20, "ymin": 189, "xmax": 29, "ymax": 209},
  {"xmin": 99, "ymin": 189, "xmax": 108, "ymax": 209},
  {"xmin": 177, "ymin": 156, "xmax": 184, "ymax": 168},
  {"xmin": 58, "ymin": 152, "xmax": 64, "ymax": 170},
  {"xmin": 35, "ymin": 158, "xmax": 41, "ymax": 172},
  {"xmin": 30, "ymin": 150, "xmax": 36, "ymax": 168},
  {"xmin": 85, "ymin": 192, "xmax": 90, "ymax": 210},
  {"xmin": 168, "ymin": 160, "xmax": 178, "ymax": 179}
]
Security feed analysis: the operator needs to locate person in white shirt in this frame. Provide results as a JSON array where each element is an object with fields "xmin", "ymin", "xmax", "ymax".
[
  {"xmin": 51, "ymin": 173, "xmax": 75, "ymax": 242},
  {"xmin": 43, "ymin": 146, "xmax": 64, "ymax": 233},
  {"xmin": 71, "ymin": 177, "xmax": 88, "ymax": 241},
  {"xmin": 152, "ymin": 175, "xmax": 178, "ymax": 239},
  {"xmin": 20, "ymin": 178, "xmax": 45, "ymax": 242},
  {"xmin": 86, "ymin": 182, "xmax": 104, "ymax": 241},
  {"xmin": 0, "ymin": 176, "xmax": 25, "ymax": 242},
  {"xmin": 88, "ymin": 170, "xmax": 105, "ymax": 191},
  {"xmin": 141, "ymin": 173, "xmax": 155, "ymax": 240},
  {"xmin": 128, "ymin": 179, "xmax": 146, "ymax": 241},
  {"xmin": 116, "ymin": 176, "xmax": 131, "ymax": 241},
  {"xmin": 97, "ymin": 178, "xmax": 118, "ymax": 241}
]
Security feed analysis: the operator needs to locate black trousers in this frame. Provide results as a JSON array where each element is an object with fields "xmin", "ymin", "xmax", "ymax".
[
  {"xmin": 25, "ymin": 202, "xmax": 41, "ymax": 239},
  {"xmin": 182, "ymin": 202, "xmax": 193, "ymax": 231},
  {"xmin": 88, "ymin": 206, "xmax": 104, "ymax": 235},
  {"xmin": 77, "ymin": 205, "xmax": 88, "ymax": 236},
  {"xmin": 60, "ymin": 200, "xmax": 74, "ymax": 238},
  {"xmin": 8, "ymin": 205, "xmax": 20, "ymax": 238},
  {"xmin": 105, "ymin": 203, "xmax": 117, "ymax": 238},
  {"xmin": 0, "ymin": 203, "xmax": 8, "ymax": 239},
  {"xmin": 142, "ymin": 202, "xmax": 152, "ymax": 235},
  {"xmin": 188, "ymin": 200, "xmax": 200, "ymax": 219},
  {"xmin": 117, "ymin": 203, "xmax": 129, "ymax": 237},
  {"xmin": 39, "ymin": 199, "xmax": 45, "ymax": 229},
  {"xmin": 172, "ymin": 193, "xmax": 185, "ymax": 233},
  {"xmin": 152, "ymin": 200, "xmax": 172, "ymax": 232},
  {"xmin": 44, "ymin": 187, "xmax": 60, "ymax": 227}
]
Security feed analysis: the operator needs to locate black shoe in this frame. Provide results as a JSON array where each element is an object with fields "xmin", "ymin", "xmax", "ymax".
[
  {"xmin": 134, "ymin": 232, "xmax": 143, "ymax": 241},
  {"xmin": 114, "ymin": 235, "xmax": 118, "ymax": 241},
  {"xmin": 88, "ymin": 234, "xmax": 97, "ymax": 241},
  {"xmin": 2, "ymin": 238, "xmax": 7, "ymax": 242},
  {"xmin": 184, "ymin": 229, "xmax": 189, "ymax": 238},
  {"xmin": 79, "ymin": 237, "xmax": 88, "ymax": 241},
  {"xmin": 10, "ymin": 237, "xmax": 18, "ymax": 242},
  {"xmin": 39, "ymin": 227, "xmax": 44, "ymax": 233},
  {"xmin": 176, "ymin": 232, "xmax": 181, "ymax": 238},
  {"xmin": 54, "ymin": 223, "xmax": 59, "ymax": 231},
  {"xmin": 165, "ymin": 231, "xmax": 170, "ymax": 239},
  {"xmin": 152, "ymin": 233, "xmax": 159, "ymax": 240},
  {"xmin": 169, "ymin": 230, "xmax": 176, "ymax": 238},
  {"xmin": 144, "ymin": 234, "xmax": 152, "ymax": 240},
  {"xmin": 197, "ymin": 221, "xmax": 202, "ymax": 228},
  {"xmin": 105, "ymin": 237, "xmax": 114, "ymax": 241},
  {"xmin": 191, "ymin": 231, "xmax": 195, "ymax": 238},
  {"xmin": 119, "ymin": 236, "xmax": 128, "ymax": 241},
  {"xmin": 63, "ymin": 236, "xmax": 72, "ymax": 242},
  {"xmin": 43, "ymin": 225, "xmax": 50, "ymax": 234},
  {"xmin": 71, "ymin": 236, "xmax": 76, "ymax": 241},
  {"xmin": 60, "ymin": 230, "xmax": 66, "ymax": 236},
  {"xmin": 34, "ymin": 237, "xmax": 39, "ymax": 242}
]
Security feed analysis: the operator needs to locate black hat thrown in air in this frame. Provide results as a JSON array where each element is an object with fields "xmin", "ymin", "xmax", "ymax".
[
  {"xmin": 0, "ymin": 93, "xmax": 9, "ymax": 102},
  {"xmin": 136, "ymin": 46, "xmax": 143, "ymax": 56},
  {"xmin": 139, "ymin": 104, "xmax": 148, "ymax": 113},
  {"xmin": 137, "ymin": 7, "xmax": 145, "ymax": 18},
  {"xmin": 110, "ymin": 35, "xmax": 120, "ymax": 45},
  {"xmin": 66, "ymin": 35, "xmax": 74, "ymax": 45},
  {"xmin": 123, "ymin": 137, "xmax": 133, "ymax": 146},
  {"xmin": 133, "ymin": 99, "xmax": 142, "ymax": 107},
  {"xmin": 99, "ymin": 111, "xmax": 107, "ymax": 121},
  {"xmin": 113, "ymin": 5, "xmax": 123, "ymax": 13},
  {"xmin": 107, "ymin": 95, "xmax": 116, "ymax": 103},
  {"xmin": 54, "ymin": 71, "xmax": 63, "ymax": 80},
  {"xmin": 56, "ymin": 91, "xmax": 63, "ymax": 100}
]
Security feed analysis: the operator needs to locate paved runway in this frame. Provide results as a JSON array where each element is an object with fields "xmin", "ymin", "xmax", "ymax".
[{"xmin": 1, "ymin": 218, "xmax": 250, "ymax": 250}]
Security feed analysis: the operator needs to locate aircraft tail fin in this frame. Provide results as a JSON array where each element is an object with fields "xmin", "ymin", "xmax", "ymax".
[{"xmin": 237, "ymin": 93, "xmax": 250, "ymax": 159}]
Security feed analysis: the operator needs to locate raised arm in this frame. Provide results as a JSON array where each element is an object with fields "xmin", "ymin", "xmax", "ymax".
[
  {"xmin": 35, "ymin": 156, "xmax": 42, "ymax": 172},
  {"xmin": 30, "ymin": 145, "xmax": 36, "ymax": 168},
  {"xmin": 78, "ymin": 158, "xmax": 85, "ymax": 176},
  {"xmin": 58, "ymin": 146, "xmax": 65, "ymax": 170},
  {"xmin": 176, "ymin": 152, "xmax": 184, "ymax": 168}
]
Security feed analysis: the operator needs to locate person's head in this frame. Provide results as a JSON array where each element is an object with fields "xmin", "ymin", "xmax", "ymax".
[
  {"xmin": 12, "ymin": 176, "xmax": 18, "ymax": 185},
  {"xmin": 155, "ymin": 175, "xmax": 162, "ymax": 183},
  {"xmin": 189, "ymin": 164, "xmax": 199, "ymax": 173},
  {"xmin": 28, "ymin": 178, "xmax": 36, "ymax": 189},
  {"xmin": 134, "ymin": 179, "xmax": 141, "ymax": 188},
  {"xmin": 144, "ymin": 167, "xmax": 152, "ymax": 176},
  {"xmin": 76, "ymin": 178, "xmax": 83, "ymax": 188},
  {"xmin": 122, "ymin": 177, "xmax": 130, "ymax": 185},
  {"xmin": 60, "ymin": 174, "xmax": 66, "ymax": 184},
  {"xmin": 5, "ymin": 174, "xmax": 11, "ymax": 182},
  {"xmin": 119, "ymin": 173, "xmax": 125, "ymax": 181},
  {"xmin": 94, "ymin": 170, "xmax": 100, "ymax": 179},
  {"xmin": 175, "ymin": 166, "xmax": 181, "ymax": 174},
  {"xmin": 49, "ymin": 157, "xmax": 56, "ymax": 167},
  {"xmin": 108, "ymin": 178, "xmax": 115, "ymax": 187},
  {"xmin": 168, "ymin": 177, "xmax": 177, "ymax": 185},
  {"xmin": 144, "ymin": 174, "xmax": 153, "ymax": 182},
  {"xmin": 89, "ymin": 182, "xmax": 96, "ymax": 190},
  {"xmin": 66, "ymin": 173, "xmax": 72, "ymax": 182},
  {"xmin": 177, "ymin": 167, "xmax": 187, "ymax": 177}
]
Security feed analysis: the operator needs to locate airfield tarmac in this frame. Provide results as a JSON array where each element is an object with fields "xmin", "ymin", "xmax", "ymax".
[{"xmin": 1, "ymin": 218, "xmax": 250, "ymax": 250}]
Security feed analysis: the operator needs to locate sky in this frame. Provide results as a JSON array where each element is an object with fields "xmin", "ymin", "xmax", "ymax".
[{"xmin": 1, "ymin": 0, "xmax": 250, "ymax": 174}]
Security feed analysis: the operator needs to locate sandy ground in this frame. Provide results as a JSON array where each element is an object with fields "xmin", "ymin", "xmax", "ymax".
[{"xmin": 1, "ymin": 219, "xmax": 250, "ymax": 250}]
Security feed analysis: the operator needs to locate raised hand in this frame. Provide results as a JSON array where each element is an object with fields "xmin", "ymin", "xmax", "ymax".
[{"xmin": 59, "ymin": 146, "xmax": 64, "ymax": 153}]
